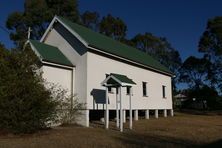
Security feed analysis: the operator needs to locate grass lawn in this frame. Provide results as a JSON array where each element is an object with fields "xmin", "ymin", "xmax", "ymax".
[{"xmin": 0, "ymin": 112, "xmax": 222, "ymax": 148}]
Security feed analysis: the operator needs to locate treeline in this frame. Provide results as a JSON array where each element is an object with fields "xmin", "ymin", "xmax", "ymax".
[
  {"xmin": 3, "ymin": 0, "xmax": 222, "ymax": 107},
  {"xmin": 80, "ymin": 10, "xmax": 222, "ymax": 101},
  {"xmin": 6, "ymin": 0, "xmax": 182, "ymax": 89}
]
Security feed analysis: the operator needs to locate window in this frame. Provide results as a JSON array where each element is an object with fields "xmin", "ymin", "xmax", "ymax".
[
  {"xmin": 126, "ymin": 86, "xmax": 130, "ymax": 95},
  {"xmin": 142, "ymin": 82, "xmax": 147, "ymax": 96},
  {"xmin": 162, "ymin": 85, "xmax": 166, "ymax": 98}
]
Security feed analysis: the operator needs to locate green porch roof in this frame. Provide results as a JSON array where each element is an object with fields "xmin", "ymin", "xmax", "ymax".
[
  {"xmin": 29, "ymin": 40, "xmax": 73, "ymax": 67},
  {"xmin": 110, "ymin": 73, "xmax": 136, "ymax": 85},
  {"xmin": 57, "ymin": 16, "xmax": 173, "ymax": 75}
]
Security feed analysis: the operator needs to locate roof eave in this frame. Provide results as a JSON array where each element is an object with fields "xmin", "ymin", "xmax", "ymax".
[
  {"xmin": 88, "ymin": 45, "xmax": 174, "ymax": 77},
  {"xmin": 42, "ymin": 60, "xmax": 74, "ymax": 69},
  {"xmin": 42, "ymin": 59, "xmax": 74, "ymax": 67}
]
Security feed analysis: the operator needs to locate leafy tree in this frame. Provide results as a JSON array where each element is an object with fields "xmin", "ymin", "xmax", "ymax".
[
  {"xmin": 6, "ymin": 0, "xmax": 79, "ymax": 48},
  {"xmin": 0, "ymin": 43, "xmax": 9, "ymax": 74},
  {"xmin": 185, "ymin": 85, "xmax": 222, "ymax": 110},
  {"xmin": 81, "ymin": 11, "xmax": 100, "ymax": 31},
  {"xmin": 199, "ymin": 16, "xmax": 222, "ymax": 92},
  {"xmin": 131, "ymin": 33, "xmax": 182, "ymax": 73},
  {"xmin": 120, "ymin": 38, "xmax": 135, "ymax": 47},
  {"xmin": 99, "ymin": 14, "xmax": 127, "ymax": 41},
  {"xmin": 46, "ymin": 0, "xmax": 79, "ymax": 22},
  {"xmin": 131, "ymin": 33, "xmax": 182, "ymax": 91},
  {"xmin": 131, "ymin": 33, "xmax": 163, "ymax": 54},
  {"xmin": 0, "ymin": 45, "xmax": 59, "ymax": 133},
  {"xmin": 179, "ymin": 56, "xmax": 211, "ymax": 89},
  {"xmin": 199, "ymin": 16, "xmax": 222, "ymax": 60}
]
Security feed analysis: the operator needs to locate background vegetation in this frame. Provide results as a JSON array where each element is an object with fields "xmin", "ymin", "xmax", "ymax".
[{"xmin": 1, "ymin": 0, "xmax": 222, "ymax": 133}]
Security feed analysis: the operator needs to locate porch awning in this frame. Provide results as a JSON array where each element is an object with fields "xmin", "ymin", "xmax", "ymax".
[{"xmin": 101, "ymin": 73, "xmax": 136, "ymax": 87}]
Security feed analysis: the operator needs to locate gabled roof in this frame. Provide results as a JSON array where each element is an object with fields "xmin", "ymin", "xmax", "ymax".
[
  {"xmin": 101, "ymin": 73, "xmax": 136, "ymax": 87},
  {"xmin": 110, "ymin": 73, "xmax": 136, "ymax": 85},
  {"xmin": 29, "ymin": 40, "xmax": 73, "ymax": 67},
  {"xmin": 54, "ymin": 16, "xmax": 173, "ymax": 76}
]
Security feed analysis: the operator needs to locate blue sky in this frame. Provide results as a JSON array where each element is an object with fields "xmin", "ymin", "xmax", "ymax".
[{"xmin": 1, "ymin": 0, "xmax": 222, "ymax": 61}]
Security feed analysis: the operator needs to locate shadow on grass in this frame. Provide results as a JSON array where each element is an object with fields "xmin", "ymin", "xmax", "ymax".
[
  {"xmin": 202, "ymin": 139, "xmax": 222, "ymax": 148},
  {"xmin": 113, "ymin": 132, "xmax": 198, "ymax": 148},
  {"xmin": 178, "ymin": 109, "xmax": 222, "ymax": 116},
  {"xmin": 90, "ymin": 120, "xmax": 121, "ymax": 131}
]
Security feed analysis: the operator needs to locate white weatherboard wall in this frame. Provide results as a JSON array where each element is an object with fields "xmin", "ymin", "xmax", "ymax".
[
  {"xmin": 42, "ymin": 65, "xmax": 73, "ymax": 96},
  {"xmin": 39, "ymin": 21, "xmax": 172, "ymax": 127},
  {"xmin": 42, "ymin": 25, "xmax": 89, "ymax": 126},
  {"xmin": 87, "ymin": 52, "xmax": 173, "ymax": 110},
  {"xmin": 43, "ymin": 27, "xmax": 87, "ymax": 105}
]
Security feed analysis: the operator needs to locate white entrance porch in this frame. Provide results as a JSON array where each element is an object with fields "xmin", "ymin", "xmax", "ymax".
[{"xmin": 101, "ymin": 73, "xmax": 136, "ymax": 132}]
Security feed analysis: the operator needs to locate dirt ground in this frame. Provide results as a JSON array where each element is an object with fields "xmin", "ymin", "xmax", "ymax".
[{"xmin": 0, "ymin": 112, "xmax": 222, "ymax": 148}]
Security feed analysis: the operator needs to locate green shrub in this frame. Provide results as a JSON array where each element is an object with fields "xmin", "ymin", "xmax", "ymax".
[
  {"xmin": 0, "ymin": 45, "xmax": 58, "ymax": 133},
  {"xmin": 57, "ymin": 94, "xmax": 85, "ymax": 125},
  {"xmin": 185, "ymin": 85, "xmax": 222, "ymax": 110}
]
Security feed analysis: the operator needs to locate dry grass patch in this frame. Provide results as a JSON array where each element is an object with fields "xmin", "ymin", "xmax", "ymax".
[{"xmin": 0, "ymin": 113, "xmax": 222, "ymax": 148}]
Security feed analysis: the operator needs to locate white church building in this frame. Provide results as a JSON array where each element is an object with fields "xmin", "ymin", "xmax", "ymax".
[{"xmin": 28, "ymin": 16, "xmax": 174, "ymax": 132}]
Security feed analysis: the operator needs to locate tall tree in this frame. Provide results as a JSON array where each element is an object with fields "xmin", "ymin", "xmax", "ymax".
[
  {"xmin": 81, "ymin": 11, "xmax": 100, "ymax": 31},
  {"xmin": 99, "ymin": 14, "xmax": 127, "ymax": 41},
  {"xmin": 199, "ymin": 16, "xmax": 222, "ymax": 60},
  {"xmin": 6, "ymin": 0, "xmax": 79, "ymax": 48},
  {"xmin": 198, "ymin": 16, "xmax": 222, "ymax": 92},
  {"xmin": 46, "ymin": 0, "xmax": 79, "ymax": 22},
  {"xmin": 179, "ymin": 56, "xmax": 211, "ymax": 89},
  {"xmin": 0, "ymin": 43, "xmax": 8, "ymax": 68},
  {"xmin": 131, "ymin": 33, "xmax": 182, "ymax": 74},
  {"xmin": 131, "ymin": 33, "xmax": 182, "ymax": 91},
  {"xmin": 131, "ymin": 33, "xmax": 163, "ymax": 54},
  {"xmin": 198, "ymin": 16, "xmax": 222, "ymax": 93},
  {"xmin": 187, "ymin": 85, "xmax": 221, "ymax": 109}
]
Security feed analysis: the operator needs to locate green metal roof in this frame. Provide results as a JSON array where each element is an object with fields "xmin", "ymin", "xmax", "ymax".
[
  {"xmin": 110, "ymin": 73, "xmax": 136, "ymax": 85},
  {"xmin": 57, "ymin": 16, "xmax": 173, "ymax": 75},
  {"xmin": 29, "ymin": 40, "xmax": 73, "ymax": 67}
]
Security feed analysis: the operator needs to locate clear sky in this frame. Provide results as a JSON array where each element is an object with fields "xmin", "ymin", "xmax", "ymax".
[{"xmin": 1, "ymin": 0, "xmax": 222, "ymax": 61}]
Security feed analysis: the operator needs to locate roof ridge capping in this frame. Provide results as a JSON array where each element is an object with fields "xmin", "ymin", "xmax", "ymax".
[{"xmin": 55, "ymin": 16, "xmax": 174, "ymax": 76}]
